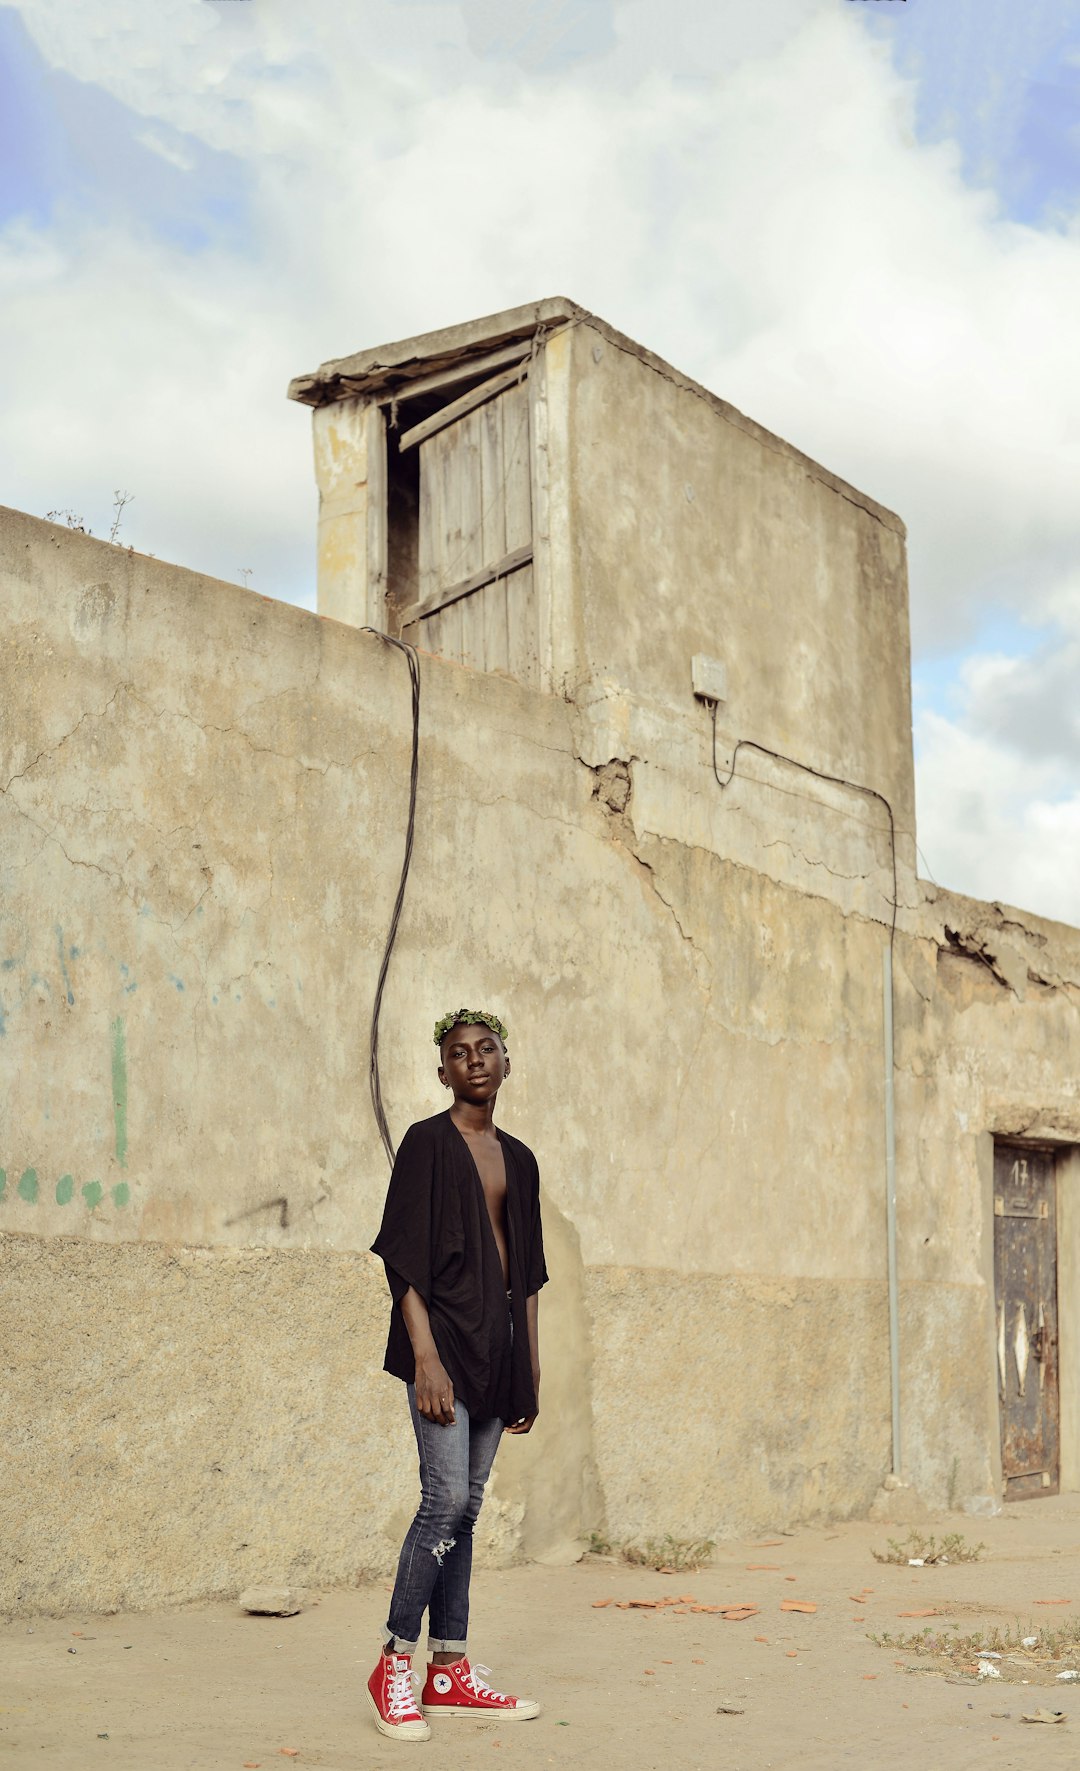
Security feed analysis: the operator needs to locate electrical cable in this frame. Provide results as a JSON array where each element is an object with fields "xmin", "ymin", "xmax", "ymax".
[
  {"xmin": 361, "ymin": 628, "xmax": 421, "ymax": 1165},
  {"xmin": 708, "ymin": 698, "xmax": 898, "ymax": 950}
]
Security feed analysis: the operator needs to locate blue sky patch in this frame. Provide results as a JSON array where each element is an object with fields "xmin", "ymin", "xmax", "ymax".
[
  {"xmin": 912, "ymin": 607, "xmax": 1052, "ymax": 726},
  {"xmin": 0, "ymin": 7, "xmax": 253, "ymax": 250},
  {"xmin": 860, "ymin": 0, "xmax": 1080, "ymax": 227}
]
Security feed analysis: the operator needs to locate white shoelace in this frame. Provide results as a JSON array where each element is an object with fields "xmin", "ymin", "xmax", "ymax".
[
  {"xmin": 466, "ymin": 1663, "xmax": 510, "ymax": 1703},
  {"xmin": 386, "ymin": 1659, "xmax": 420, "ymax": 1720}
]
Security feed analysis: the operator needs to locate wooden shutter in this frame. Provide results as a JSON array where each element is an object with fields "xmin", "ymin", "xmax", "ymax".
[{"xmin": 401, "ymin": 371, "xmax": 539, "ymax": 687}]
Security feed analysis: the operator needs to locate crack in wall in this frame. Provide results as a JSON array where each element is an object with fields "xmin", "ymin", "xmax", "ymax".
[
  {"xmin": 580, "ymin": 754, "xmax": 712, "ymax": 985},
  {"xmin": 0, "ymin": 684, "xmax": 125, "ymax": 795},
  {"xmin": 0, "ymin": 678, "xmax": 311, "ymax": 1000},
  {"xmin": 942, "ymin": 927, "xmax": 1019, "ymax": 996},
  {"xmin": 763, "ymin": 836, "xmax": 876, "ymax": 886}
]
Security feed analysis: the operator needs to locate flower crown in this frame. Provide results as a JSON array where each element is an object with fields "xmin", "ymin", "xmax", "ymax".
[{"xmin": 433, "ymin": 1008, "xmax": 509, "ymax": 1047}]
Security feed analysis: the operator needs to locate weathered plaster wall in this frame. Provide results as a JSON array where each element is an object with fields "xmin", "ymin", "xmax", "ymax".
[
  {"xmin": 312, "ymin": 399, "xmax": 381, "ymax": 631},
  {"xmin": 894, "ymin": 890, "xmax": 1080, "ymax": 1507},
  {"xmin": 3, "ymin": 436, "xmax": 1079, "ymax": 1616},
  {"xmin": 557, "ymin": 319, "xmax": 914, "ymax": 836}
]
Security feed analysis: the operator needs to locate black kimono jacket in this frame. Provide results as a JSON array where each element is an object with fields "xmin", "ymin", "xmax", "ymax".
[{"xmin": 371, "ymin": 1110, "xmax": 548, "ymax": 1423}]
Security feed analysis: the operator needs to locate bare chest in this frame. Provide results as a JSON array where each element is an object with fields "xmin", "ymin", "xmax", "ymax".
[{"xmin": 469, "ymin": 1136, "xmax": 507, "ymax": 1221}]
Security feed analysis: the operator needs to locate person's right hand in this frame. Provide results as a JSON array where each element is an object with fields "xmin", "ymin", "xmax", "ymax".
[{"xmin": 415, "ymin": 1353, "xmax": 456, "ymax": 1426}]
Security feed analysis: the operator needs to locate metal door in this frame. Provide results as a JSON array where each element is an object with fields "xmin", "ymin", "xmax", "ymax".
[{"xmin": 994, "ymin": 1142, "xmax": 1059, "ymax": 1499}]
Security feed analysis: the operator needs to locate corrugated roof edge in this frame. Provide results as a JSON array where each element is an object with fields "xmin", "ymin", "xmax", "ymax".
[{"xmin": 287, "ymin": 295, "xmax": 904, "ymax": 537}]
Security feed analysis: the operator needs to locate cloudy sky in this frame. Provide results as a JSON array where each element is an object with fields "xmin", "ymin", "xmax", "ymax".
[{"xmin": 3, "ymin": 0, "xmax": 1080, "ymax": 923}]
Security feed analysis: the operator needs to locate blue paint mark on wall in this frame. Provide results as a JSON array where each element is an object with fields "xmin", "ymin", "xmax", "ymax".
[
  {"xmin": 167, "ymin": 974, "xmax": 185, "ymax": 992},
  {"xmin": 1, "ymin": 956, "xmax": 18, "ymax": 971},
  {"xmin": 54, "ymin": 924, "xmax": 74, "ymax": 1004}
]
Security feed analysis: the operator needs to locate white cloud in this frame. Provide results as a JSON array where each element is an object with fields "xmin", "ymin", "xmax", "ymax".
[
  {"xmin": 137, "ymin": 129, "xmax": 197, "ymax": 173},
  {"xmin": 916, "ymin": 699, "xmax": 1080, "ymax": 928},
  {"xmin": 4, "ymin": 0, "xmax": 1080, "ymax": 920}
]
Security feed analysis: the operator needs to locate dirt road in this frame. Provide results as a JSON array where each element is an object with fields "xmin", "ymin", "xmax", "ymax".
[{"xmin": 5, "ymin": 1499, "xmax": 1080, "ymax": 1769}]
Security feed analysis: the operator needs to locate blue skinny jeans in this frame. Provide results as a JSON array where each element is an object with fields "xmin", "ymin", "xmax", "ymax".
[{"xmin": 383, "ymin": 1386, "xmax": 504, "ymax": 1656}]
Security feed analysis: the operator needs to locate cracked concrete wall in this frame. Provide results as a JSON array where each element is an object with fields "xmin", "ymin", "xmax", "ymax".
[
  {"xmin": 891, "ymin": 884, "xmax": 1080, "ymax": 1508},
  {"xmin": 1, "ymin": 509, "xmax": 606, "ymax": 1610},
  {"xmin": 3, "ymin": 374, "xmax": 1080, "ymax": 1616},
  {"xmin": 558, "ymin": 319, "xmax": 915, "ymax": 846}
]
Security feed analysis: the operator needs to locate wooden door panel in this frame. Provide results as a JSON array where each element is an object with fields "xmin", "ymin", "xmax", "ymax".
[
  {"xmin": 455, "ymin": 407, "xmax": 485, "ymax": 585},
  {"xmin": 500, "ymin": 380, "xmax": 532, "ymax": 552},
  {"xmin": 479, "ymin": 394, "xmax": 508, "ymax": 563},
  {"xmin": 481, "ymin": 575, "xmax": 510, "ymax": 675},
  {"xmin": 413, "ymin": 378, "xmax": 535, "ymax": 683},
  {"xmin": 505, "ymin": 563, "xmax": 539, "ymax": 688},
  {"xmin": 994, "ymin": 1144, "xmax": 1059, "ymax": 1499}
]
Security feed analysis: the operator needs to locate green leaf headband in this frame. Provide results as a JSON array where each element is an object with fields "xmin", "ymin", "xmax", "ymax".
[{"xmin": 433, "ymin": 1009, "xmax": 509, "ymax": 1047}]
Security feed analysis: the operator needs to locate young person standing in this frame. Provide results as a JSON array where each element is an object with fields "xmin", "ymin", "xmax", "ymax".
[{"xmin": 366, "ymin": 1009, "xmax": 547, "ymax": 1742}]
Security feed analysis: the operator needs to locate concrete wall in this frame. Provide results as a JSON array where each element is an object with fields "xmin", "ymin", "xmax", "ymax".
[
  {"xmin": 311, "ymin": 399, "xmax": 384, "ymax": 631},
  {"xmin": 558, "ymin": 318, "xmax": 915, "ymax": 838},
  {"xmin": 3, "ymin": 335, "xmax": 1080, "ymax": 1615}
]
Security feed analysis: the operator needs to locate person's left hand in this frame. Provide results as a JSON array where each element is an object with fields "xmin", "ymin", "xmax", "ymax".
[
  {"xmin": 504, "ymin": 1411, "xmax": 538, "ymax": 1435},
  {"xmin": 505, "ymin": 1376, "xmax": 539, "ymax": 1434}
]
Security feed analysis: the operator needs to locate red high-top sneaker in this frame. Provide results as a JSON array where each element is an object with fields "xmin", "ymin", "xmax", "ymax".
[
  {"xmin": 366, "ymin": 1652, "xmax": 431, "ymax": 1741},
  {"xmin": 421, "ymin": 1657, "xmax": 540, "ymax": 1720}
]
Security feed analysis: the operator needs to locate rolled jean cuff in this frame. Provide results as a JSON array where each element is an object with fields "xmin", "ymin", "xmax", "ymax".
[
  {"xmin": 427, "ymin": 1636, "xmax": 467, "ymax": 1655},
  {"xmin": 382, "ymin": 1628, "xmax": 420, "ymax": 1657}
]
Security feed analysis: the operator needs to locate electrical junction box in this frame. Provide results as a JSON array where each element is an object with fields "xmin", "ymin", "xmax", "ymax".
[{"xmin": 691, "ymin": 653, "xmax": 727, "ymax": 704}]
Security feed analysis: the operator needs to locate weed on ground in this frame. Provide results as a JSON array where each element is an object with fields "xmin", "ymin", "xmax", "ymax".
[
  {"xmin": 620, "ymin": 1536, "xmax": 716, "ymax": 1572},
  {"xmin": 872, "ymin": 1530, "xmax": 986, "ymax": 1566}
]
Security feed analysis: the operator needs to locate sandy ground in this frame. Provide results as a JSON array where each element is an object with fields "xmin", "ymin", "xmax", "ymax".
[{"xmin": 5, "ymin": 1500, "xmax": 1080, "ymax": 1770}]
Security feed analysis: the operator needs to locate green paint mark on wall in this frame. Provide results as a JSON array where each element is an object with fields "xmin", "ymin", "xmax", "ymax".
[
  {"xmin": 17, "ymin": 1168, "xmax": 39, "ymax": 1203},
  {"xmin": 0, "ymin": 1167, "xmax": 6, "ymax": 1201},
  {"xmin": 82, "ymin": 1181, "xmax": 103, "ymax": 1210},
  {"xmin": 111, "ymin": 1181, "xmax": 130, "ymax": 1208},
  {"xmin": 111, "ymin": 1016, "xmax": 128, "ymax": 1168},
  {"xmin": 55, "ymin": 1174, "xmax": 74, "ymax": 1205}
]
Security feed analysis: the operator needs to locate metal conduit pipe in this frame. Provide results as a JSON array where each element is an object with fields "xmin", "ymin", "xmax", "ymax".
[{"xmin": 883, "ymin": 943, "xmax": 902, "ymax": 1477}]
